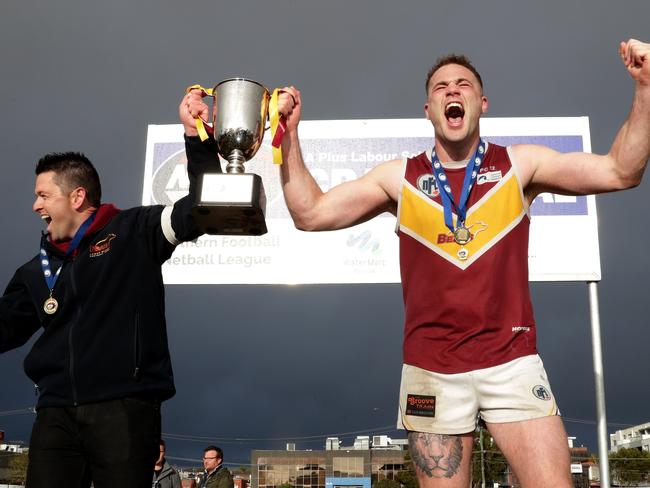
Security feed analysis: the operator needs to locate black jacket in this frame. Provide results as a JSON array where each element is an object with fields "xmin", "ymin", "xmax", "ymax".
[{"xmin": 0, "ymin": 136, "xmax": 220, "ymax": 408}]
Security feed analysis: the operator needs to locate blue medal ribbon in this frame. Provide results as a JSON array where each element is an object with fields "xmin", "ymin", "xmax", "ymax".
[
  {"xmin": 40, "ymin": 213, "xmax": 96, "ymax": 293},
  {"xmin": 430, "ymin": 139, "xmax": 486, "ymax": 235}
]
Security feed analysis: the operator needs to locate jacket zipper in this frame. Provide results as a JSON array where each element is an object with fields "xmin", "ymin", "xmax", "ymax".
[
  {"xmin": 69, "ymin": 257, "xmax": 81, "ymax": 406},
  {"xmin": 133, "ymin": 311, "xmax": 141, "ymax": 380}
]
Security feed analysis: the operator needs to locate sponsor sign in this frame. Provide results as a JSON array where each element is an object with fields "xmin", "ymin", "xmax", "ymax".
[
  {"xmin": 143, "ymin": 117, "xmax": 601, "ymax": 284},
  {"xmin": 571, "ymin": 463, "xmax": 584, "ymax": 474}
]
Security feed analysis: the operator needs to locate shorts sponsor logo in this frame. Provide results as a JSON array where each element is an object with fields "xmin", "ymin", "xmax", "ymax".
[
  {"xmin": 532, "ymin": 385, "xmax": 552, "ymax": 401},
  {"xmin": 417, "ymin": 174, "xmax": 439, "ymax": 198},
  {"xmin": 406, "ymin": 394, "xmax": 436, "ymax": 417}
]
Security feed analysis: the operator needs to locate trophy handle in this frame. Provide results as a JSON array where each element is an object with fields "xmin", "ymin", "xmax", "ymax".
[
  {"xmin": 185, "ymin": 83, "xmax": 290, "ymax": 164},
  {"xmin": 185, "ymin": 84, "xmax": 216, "ymax": 142}
]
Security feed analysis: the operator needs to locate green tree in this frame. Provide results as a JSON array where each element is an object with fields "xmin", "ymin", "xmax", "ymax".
[
  {"xmin": 373, "ymin": 479, "xmax": 401, "ymax": 488},
  {"xmin": 609, "ymin": 447, "xmax": 650, "ymax": 486},
  {"xmin": 7, "ymin": 452, "xmax": 29, "ymax": 485},
  {"xmin": 395, "ymin": 447, "xmax": 418, "ymax": 488},
  {"xmin": 277, "ymin": 482, "xmax": 294, "ymax": 488},
  {"xmin": 471, "ymin": 428, "xmax": 508, "ymax": 488}
]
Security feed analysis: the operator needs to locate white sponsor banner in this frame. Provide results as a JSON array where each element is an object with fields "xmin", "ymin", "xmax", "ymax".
[{"xmin": 142, "ymin": 117, "xmax": 601, "ymax": 284}]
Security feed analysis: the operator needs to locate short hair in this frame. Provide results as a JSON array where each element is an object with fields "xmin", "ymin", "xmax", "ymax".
[
  {"xmin": 425, "ymin": 54, "xmax": 483, "ymax": 94},
  {"xmin": 35, "ymin": 152, "xmax": 102, "ymax": 207},
  {"xmin": 204, "ymin": 445, "xmax": 223, "ymax": 459},
  {"xmin": 160, "ymin": 439, "xmax": 166, "ymax": 448}
]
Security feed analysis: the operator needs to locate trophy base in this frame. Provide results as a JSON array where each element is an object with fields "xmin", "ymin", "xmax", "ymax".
[{"xmin": 192, "ymin": 173, "xmax": 268, "ymax": 236}]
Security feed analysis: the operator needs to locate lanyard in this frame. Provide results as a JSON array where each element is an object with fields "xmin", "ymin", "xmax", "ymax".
[
  {"xmin": 40, "ymin": 213, "xmax": 96, "ymax": 292},
  {"xmin": 430, "ymin": 139, "xmax": 486, "ymax": 240}
]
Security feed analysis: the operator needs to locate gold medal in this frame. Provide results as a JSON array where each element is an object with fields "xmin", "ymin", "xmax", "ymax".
[
  {"xmin": 453, "ymin": 225, "xmax": 472, "ymax": 245},
  {"xmin": 43, "ymin": 296, "xmax": 59, "ymax": 315}
]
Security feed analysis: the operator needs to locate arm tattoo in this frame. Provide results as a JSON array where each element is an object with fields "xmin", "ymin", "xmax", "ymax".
[{"xmin": 408, "ymin": 432, "xmax": 463, "ymax": 479}]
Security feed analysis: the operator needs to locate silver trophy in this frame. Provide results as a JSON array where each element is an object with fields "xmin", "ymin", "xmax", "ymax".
[{"xmin": 192, "ymin": 78, "xmax": 271, "ymax": 235}]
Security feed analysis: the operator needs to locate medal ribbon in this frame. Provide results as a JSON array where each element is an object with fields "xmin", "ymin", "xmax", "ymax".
[
  {"xmin": 185, "ymin": 84, "xmax": 288, "ymax": 164},
  {"xmin": 40, "ymin": 214, "xmax": 96, "ymax": 291},
  {"xmin": 430, "ymin": 139, "xmax": 486, "ymax": 234}
]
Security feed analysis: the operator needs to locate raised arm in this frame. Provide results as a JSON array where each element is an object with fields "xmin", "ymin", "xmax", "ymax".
[
  {"xmin": 513, "ymin": 39, "xmax": 650, "ymax": 203},
  {"xmin": 278, "ymin": 86, "xmax": 400, "ymax": 231},
  {"xmin": 161, "ymin": 90, "xmax": 221, "ymax": 244}
]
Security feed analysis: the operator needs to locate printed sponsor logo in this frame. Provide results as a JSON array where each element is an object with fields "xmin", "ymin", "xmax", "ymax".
[
  {"xmin": 477, "ymin": 170, "xmax": 502, "ymax": 185},
  {"xmin": 406, "ymin": 394, "xmax": 436, "ymax": 417},
  {"xmin": 417, "ymin": 174, "xmax": 439, "ymax": 198},
  {"xmin": 512, "ymin": 326, "xmax": 531, "ymax": 332},
  {"xmin": 532, "ymin": 385, "xmax": 552, "ymax": 401},
  {"xmin": 89, "ymin": 234, "xmax": 116, "ymax": 258},
  {"xmin": 347, "ymin": 230, "xmax": 381, "ymax": 254}
]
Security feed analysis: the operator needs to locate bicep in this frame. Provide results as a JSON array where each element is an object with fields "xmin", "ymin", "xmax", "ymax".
[
  {"xmin": 301, "ymin": 159, "xmax": 400, "ymax": 231},
  {"xmin": 512, "ymin": 144, "xmax": 622, "ymax": 201}
]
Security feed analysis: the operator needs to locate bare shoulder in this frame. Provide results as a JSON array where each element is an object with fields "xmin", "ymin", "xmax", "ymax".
[
  {"xmin": 363, "ymin": 158, "xmax": 404, "ymax": 202},
  {"xmin": 509, "ymin": 143, "xmax": 560, "ymax": 188}
]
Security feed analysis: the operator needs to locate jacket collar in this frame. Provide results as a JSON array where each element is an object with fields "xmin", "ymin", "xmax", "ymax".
[{"xmin": 44, "ymin": 203, "xmax": 120, "ymax": 256}]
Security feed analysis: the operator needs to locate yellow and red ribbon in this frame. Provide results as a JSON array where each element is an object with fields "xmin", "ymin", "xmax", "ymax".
[
  {"xmin": 185, "ymin": 83, "xmax": 287, "ymax": 164},
  {"xmin": 269, "ymin": 88, "xmax": 287, "ymax": 165}
]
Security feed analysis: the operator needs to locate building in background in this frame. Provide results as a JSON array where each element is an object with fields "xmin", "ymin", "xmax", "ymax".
[
  {"xmin": 251, "ymin": 435, "xmax": 408, "ymax": 488},
  {"xmin": 610, "ymin": 421, "xmax": 650, "ymax": 453}
]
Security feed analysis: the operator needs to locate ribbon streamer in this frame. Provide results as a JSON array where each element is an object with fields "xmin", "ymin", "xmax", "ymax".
[
  {"xmin": 186, "ymin": 83, "xmax": 288, "ymax": 164},
  {"xmin": 185, "ymin": 84, "xmax": 213, "ymax": 142},
  {"xmin": 269, "ymin": 89, "xmax": 287, "ymax": 165}
]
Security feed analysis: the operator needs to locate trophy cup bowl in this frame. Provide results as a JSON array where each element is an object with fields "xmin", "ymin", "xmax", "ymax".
[{"xmin": 192, "ymin": 78, "xmax": 270, "ymax": 235}]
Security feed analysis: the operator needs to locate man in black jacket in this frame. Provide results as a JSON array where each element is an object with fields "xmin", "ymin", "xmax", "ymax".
[{"xmin": 0, "ymin": 92, "xmax": 219, "ymax": 488}]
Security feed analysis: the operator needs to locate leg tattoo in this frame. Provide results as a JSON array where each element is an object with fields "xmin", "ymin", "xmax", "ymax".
[{"xmin": 408, "ymin": 432, "xmax": 463, "ymax": 479}]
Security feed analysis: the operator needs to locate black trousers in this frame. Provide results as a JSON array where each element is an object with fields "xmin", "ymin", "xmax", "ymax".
[{"xmin": 26, "ymin": 396, "xmax": 161, "ymax": 488}]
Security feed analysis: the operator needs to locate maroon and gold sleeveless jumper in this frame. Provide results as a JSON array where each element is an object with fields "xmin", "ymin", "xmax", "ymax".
[{"xmin": 397, "ymin": 143, "xmax": 536, "ymax": 374}]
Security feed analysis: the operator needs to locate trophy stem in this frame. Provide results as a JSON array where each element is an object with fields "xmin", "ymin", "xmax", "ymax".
[{"xmin": 226, "ymin": 149, "xmax": 246, "ymax": 174}]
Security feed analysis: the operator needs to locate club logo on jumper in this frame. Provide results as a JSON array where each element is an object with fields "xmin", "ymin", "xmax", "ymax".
[
  {"xmin": 477, "ymin": 170, "xmax": 502, "ymax": 185},
  {"xmin": 417, "ymin": 174, "xmax": 439, "ymax": 198},
  {"xmin": 406, "ymin": 394, "xmax": 436, "ymax": 417},
  {"xmin": 89, "ymin": 234, "xmax": 117, "ymax": 258},
  {"xmin": 532, "ymin": 385, "xmax": 552, "ymax": 401}
]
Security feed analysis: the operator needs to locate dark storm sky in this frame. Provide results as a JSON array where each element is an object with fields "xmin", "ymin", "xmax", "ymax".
[{"xmin": 1, "ymin": 0, "xmax": 649, "ymax": 468}]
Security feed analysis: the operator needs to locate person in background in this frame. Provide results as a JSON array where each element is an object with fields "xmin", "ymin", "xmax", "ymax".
[
  {"xmin": 196, "ymin": 446, "xmax": 233, "ymax": 488},
  {"xmin": 153, "ymin": 439, "xmax": 182, "ymax": 488}
]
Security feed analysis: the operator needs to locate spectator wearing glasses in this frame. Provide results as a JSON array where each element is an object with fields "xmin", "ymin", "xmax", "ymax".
[{"xmin": 197, "ymin": 446, "xmax": 233, "ymax": 488}]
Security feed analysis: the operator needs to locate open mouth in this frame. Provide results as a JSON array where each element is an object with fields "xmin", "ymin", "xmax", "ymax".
[
  {"xmin": 41, "ymin": 214, "xmax": 52, "ymax": 230},
  {"xmin": 445, "ymin": 102, "xmax": 465, "ymax": 125}
]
